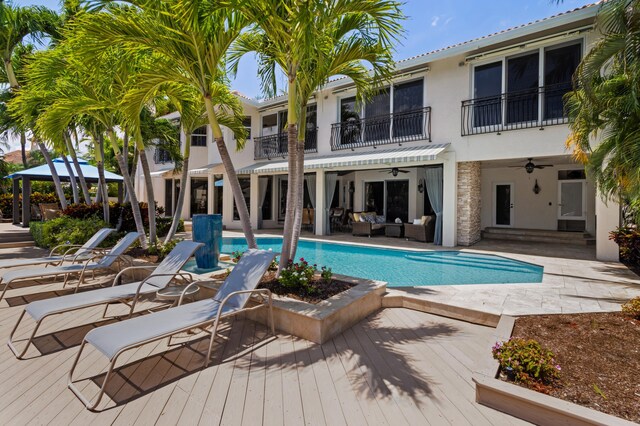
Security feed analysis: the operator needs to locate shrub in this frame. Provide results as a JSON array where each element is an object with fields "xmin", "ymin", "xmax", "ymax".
[
  {"xmin": 156, "ymin": 217, "xmax": 184, "ymax": 237},
  {"xmin": 492, "ymin": 338, "xmax": 561, "ymax": 385},
  {"xmin": 278, "ymin": 258, "xmax": 317, "ymax": 291},
  {"xmin": 0, "ymin": 192, "xmax": 58, "ymax": 217},
  {"xmin": 320, "ymin": 266, "xmax": 333, "ymax": 283},
  {"xmin": 610, "ymin": 226, "xmax": 640, "ymax": 266},
  {"xmin": 148, "ymin": 237, "xmax": 183, "ymax": 260},
  {"xmin": 29, "ymin": 216, "xmax": 111, "ymax": 249},
  {"xmin": 622, "ymin": 297, "xmax": 640, "ymax": 319}
]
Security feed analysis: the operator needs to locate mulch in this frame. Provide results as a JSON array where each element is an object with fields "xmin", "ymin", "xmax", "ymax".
[
  {"xmin": 512, "ymin": 312, "xmax": 640, "ymax": 423},
  {"xmin": 258, "ymin": 271, "xmax": 356, "ymax": 304}
]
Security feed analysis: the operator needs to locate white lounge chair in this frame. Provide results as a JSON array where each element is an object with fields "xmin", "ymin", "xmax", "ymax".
[
  {"xmin": 0, "ymin": 232, "xmax": 140, "ymax": 302},
  {"xmin": 0, "ymin": 228, "xmax": 115, "ymax": 270},
  {"xmin": 7, "ymin": 240, "xmax": 203, "ymax": 359},
  {"xmin": 68, "ymin": 249, "xmax": 276, "ymax": 410}
]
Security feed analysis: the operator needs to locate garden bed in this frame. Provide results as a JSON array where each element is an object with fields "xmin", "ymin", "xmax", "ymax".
[
  {"xmin": 511, "ymin": 312, "xmax": 640, "ymax": 423},
  {"xmin": 258, "ymin": 271, "xmax": 357, "ymax": 304}
]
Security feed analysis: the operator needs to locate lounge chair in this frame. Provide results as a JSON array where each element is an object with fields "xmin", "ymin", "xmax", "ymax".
[
  {"xmin": 7, "ymin": 240, "xmax": 203, "ymax": 359},
  {"xmin": 0, "ymin": 232, "xmax": 140, "ymax": 302},
  {"xmin": 0, "ymin": 228, "xmax": 115, "ymax": 271},
  {"xmin": 68, "ymin": 249, "xmax": 276, "ymax": 410}
]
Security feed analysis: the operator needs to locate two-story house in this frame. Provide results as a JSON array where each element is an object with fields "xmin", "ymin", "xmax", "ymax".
[{"xmin": 135, "ymin": 2, "xmax": 620, "ymax": 262}]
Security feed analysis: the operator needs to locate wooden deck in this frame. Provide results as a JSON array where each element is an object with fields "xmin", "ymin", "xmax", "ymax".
[{"xmin": 0, "ymin": 271, "xmax": 528, "ymax": 425}]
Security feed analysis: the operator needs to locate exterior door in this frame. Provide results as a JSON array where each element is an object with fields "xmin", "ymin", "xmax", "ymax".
[
  {"xmin": 494, "ymin": 183, "xmax": 513, "ymax": 227},
  {"xmin": 558, "ymin": 180, "xmax": 586, "ymax": 221}
]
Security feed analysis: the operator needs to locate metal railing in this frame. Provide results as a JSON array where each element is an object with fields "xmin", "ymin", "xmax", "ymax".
[
  {"xmin": 330, "ymin": 107, "xmax": 431, "ymax": 151},
  {"xmin": 154, "ymin": 148, "xmax": 172, "ymax": 164},
  {"xmin": 254, "ymin": 129, "xmax": 318, "ymax": 160},
  {"xmin": 461, "ymin": 83, "xmax": 571, "ymax": 136}
]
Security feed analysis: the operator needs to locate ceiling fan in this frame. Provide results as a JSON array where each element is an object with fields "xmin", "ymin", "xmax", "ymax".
[
  {"xmin": 509, "ymin": 158, "xmax": 554, "ymax": 174},
  {"xmin": 379, "ymin": 167, "xmax": 410, "ymax": 177}
]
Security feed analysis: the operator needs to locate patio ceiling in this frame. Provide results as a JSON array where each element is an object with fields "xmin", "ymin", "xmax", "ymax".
[{"xmin": 237, "ymin": 144, "xmax": 449, "ymax": 174}]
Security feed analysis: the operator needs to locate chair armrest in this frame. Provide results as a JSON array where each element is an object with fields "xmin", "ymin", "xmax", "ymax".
[
  {"xmin": 111, "ymin": 265, "xmax": 158, "ymax": 287},
  {"xmin": 216, "ymin": 289, "xmax": 273, "ymax": 311},
  {"xmin": 177, "ymin": 281, "xmax": 202, "ymax": 306},
  {"xmin": 49, "ymin": 244, "xmax": 83, "ymax": 257},
  {"xmin": 134, "ymin": 272, "xmax": 194, "ymax": 295}
]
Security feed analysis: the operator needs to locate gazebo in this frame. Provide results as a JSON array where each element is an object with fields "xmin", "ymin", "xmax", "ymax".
[{"xmin": 6, "ymin": 157, "xmax": 124, "ymax": 227}]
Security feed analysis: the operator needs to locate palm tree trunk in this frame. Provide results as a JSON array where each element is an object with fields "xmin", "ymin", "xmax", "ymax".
[
  {"xmin": 19, "ymin": 132, "xmax": 27, "ymax": 167},
  {"xmin": 61, "ymin": 154, "xmax": 79, "ymax": 204},
  {"xmin": 135, "ymin": 133, "xmax": 157, "ymax": 245},
  {"xmin": 36, "ymin": 140, "xmax": 67, "ymax": 209},
  {"xmin": 164, "ymin": 142, "xmax": 189, "ymax": 244},
  {"xmin": 123, "ymin": 131, "xmax": 129, "ymax": 201},
  {"xmin": 96, "ymin": 133, "xmax": 110, "ymax": 222},
  {"xmin": 67, "ymin": 131, "xmax": 91, "ymax": 204},
  {"xmin": 278, "ymin": 80, "xmax": 299, "ymax": 272},
  {"xmin": 126, "ymin": 148, "xmax": 139, "ymax": 203},
  {"xmin": 3, "ymin": 57, "xmax": 19, "ymax": 90},
  {"xmin": 289, "ymin": 110, "xmax": 308, "ymax": 259},
  {"xmin": 107, "ymin": 129, "xmax": 148, "ymax": 249},
  {"xmin": 204, "ymin": 96, "xmax": 257, "ymax": 249}
]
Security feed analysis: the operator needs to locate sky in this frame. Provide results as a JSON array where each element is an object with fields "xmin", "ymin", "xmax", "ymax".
[{"xmin": 6, "ymin": 0, "xmax": 595, "ymax": 151}]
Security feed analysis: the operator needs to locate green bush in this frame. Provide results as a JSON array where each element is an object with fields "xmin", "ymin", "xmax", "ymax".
[
  {"xmin": 610, "ymin": 226, "xmax": 640, "ymax": 266},
  {"xmin": 320, "ymin": 266, "xmax": 333, "ymax": 284},
  {"xmin": 278, "ymin": 258, "xmax": 317, "ymax": 291},
  {"xmin": 492, "ymin": 338, "xmax": 561, "ymax": 385},
  {"xmin": 30, "ymin": 216, "xmax": 111, "ymax": 249},
  {"xmin": 156, "ymin": 217, "xmax": 184, "ymax": 237},
  {"xmin": 622, "ymin": 297, "xmax": 640, "ymax": 319},
  {"xmin": 0, "ymin": 192, "xmax": 58, "ymax": 217}
]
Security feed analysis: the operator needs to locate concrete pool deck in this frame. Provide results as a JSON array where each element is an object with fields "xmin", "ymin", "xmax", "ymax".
[{"xmin": 227, "ymin": 230, "xmax": 640, "ymax": 317}]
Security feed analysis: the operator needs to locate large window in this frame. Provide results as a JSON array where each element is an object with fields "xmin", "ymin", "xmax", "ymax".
[
  {"xmin": 393, "ymin": 79, "xmax": 424, "ymax": 138},
  {"xmin": 261, "ymin": 177, "xmax": 272, "ymax": 221},
  {"xmin": 364, "ymin": 90, "xmax": 390, "ymax": 142},
  {"xmin": 544, "ymin": 43, "xmax": 581, "ymax": 119},
  {"xmin": 233, "ymin": 177, "xmax": 251, "ymax": 221},
  {"xmin": 506, "ymin": 52, "xmax": 539, "ymax": 123},
  {"xmin": 473, "ymin": 62, "xmax": 502, "ymax": 127},
  {"xmin": 190, "ymin": 178, "xmax": 208, "ymax": 216},
  {"xmin": 234, "ymin": 116, "xmax": 252, "ymax": 140},
  {"xmin": 386, "ymin": 180, "xmax": 409, "ymax": 223},
  {"xmin": 191, "ymin": 126, "xmax": 207, "ymax": 146},
  {"xmin": 364, "ymin": 181, "xmax": 384, "ymax": 215},
  {"xmin": 339, "ymin": 97, "xmax": 361, "ymax": 145}
]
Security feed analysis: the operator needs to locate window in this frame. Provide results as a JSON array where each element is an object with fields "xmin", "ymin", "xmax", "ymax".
[
  {"xmin": 190, "ymin": 126, "xmax": 207, "ymax": 146},
  {"xmin": 386, "ymin": 180, "xmax": 409, "ymax": 223},
  {"xmin": 233, "ymin": 177, "xmax": 251, "ymax": 221},
  {"xmin": 234, "ymin": 116, "xmax": 252, "ymax": 140},
  {"xmin": 364, "ymin": 90, "xmax": 390, "ymax": 142},
  {"xmin": 473, "ymin": 62, "xmax": 502, "ymax": 127},
  {"xmin": 190, "ymin": 178, "xmax": 208, "ymax": 216},
  {"xmin": 506, "ymin": 52, "xmax": 539, "ymax": 123},
  {"xmin": 305, "ymin": 105, "xmax": 317, "ymax": 150},
  {"xmin": 261, "ymin": 177, "xmax": 272, "ymax": 220},
  {"xmin": 544, "ymin": 43, "xmax": 581, "ymax": 119},
  {"xmin": 364, "ymin": 181, "xmax": 384, "ymax": 215},
  {"xmin": 393, "ymin": 79, "xmax": 424, "ymax": 137},
  {"xmin": 339, "ymin": 97, "xmax": 361, "ymax": 145},
  {"xmin": 154, "ymin": 147, "xmax": 172, "ymax": 164},
  {"xmin": 262, "ymin": 113, "xmax": 278, "ymax": 136}
]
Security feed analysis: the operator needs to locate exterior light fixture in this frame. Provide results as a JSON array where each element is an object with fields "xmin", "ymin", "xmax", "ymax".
[
  {"xmin": 533, "ymin": 179, "xmax": 541, "ymax": 194},
  {"xmin": 418, "ymin": 179, "xmax": 425, "ymax": 193}
]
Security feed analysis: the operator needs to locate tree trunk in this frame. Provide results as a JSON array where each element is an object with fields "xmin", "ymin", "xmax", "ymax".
[
  {"xmin": 126, "ymin": 146, "xmax": 139, "ymax": 203},
  {"xmin": 96, "ymin": 133, "xmax": 109, "ymax": 222},
  {"xmin": 19, "ymin": 132, "xmax": 27, "ymax": 167},
  {"xmin": 204, "ymin": 96, "xmax": 257, "ymax": 249},
  {"xmin": 135, "ymin": 133, "xmax": 157, "ymax": 245},
  {"xmin": 289, "ymin": 111, "xmax": 307, "ymax": 259},
  {"xmin": 4, "ymin": 57, "xmax": 19, "ymax": 90},
  {"xmin": 67, "ymin": 131, "xmax": 92, "ymax": 204},
  {"xmin": 107, "ymin": 129, "xmax": 148, "ymax": 249},
  {"xmin": 36, "ymin": 140, "xmax": 67, "ymax": 209},
  {"xmin": 164, "ymin": 141, "xmax": 189, "ymax": 244},
  {"xmin": 123, "ymin": 131, "xmax": 129, "ymax": 202},
  {"xmin": 61, "ymin": 154, "xmax": 79, "ymax": 204}
]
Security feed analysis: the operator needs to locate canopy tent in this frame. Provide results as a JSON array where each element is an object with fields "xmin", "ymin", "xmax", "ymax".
[{"xmin": 5, "ymin": 157, "xmax": 124, "ymax": 227}]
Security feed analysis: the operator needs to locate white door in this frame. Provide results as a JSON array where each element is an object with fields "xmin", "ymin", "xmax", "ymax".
[
  {"xmin": 558, "ymin": 180, "xmax": 586, "ymax": 220},
  {"xmin": 493, "ymin": 183, "xmax": 514, "ymax": 227}
]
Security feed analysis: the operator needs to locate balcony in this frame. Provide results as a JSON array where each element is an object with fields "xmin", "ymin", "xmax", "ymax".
[
  {"xmin": 461, "ymin": 83, "xmax": 571, "ymax": 136},
  {"xmin": 330, "ymin": 107, "xmax": 431, "ymax": 151},
  {"xmin": 254, "ymin": 129, "xmax": 318, "ymax": 160}
]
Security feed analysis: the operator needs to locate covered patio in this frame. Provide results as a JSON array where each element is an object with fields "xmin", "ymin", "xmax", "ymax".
[{"xmin": 6, "ymin": 157, "xmax": 124, "ymax": 227}]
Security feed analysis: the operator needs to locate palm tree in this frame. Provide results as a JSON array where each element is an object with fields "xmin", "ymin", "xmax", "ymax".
[
  {"xmin": 229, "ymin": 0, "xmax": 404, "ymax": 269},
  {"xmin": 565, "ymin": 0, "xmax": 640, "ymax": 216},
  {"xmin": 71, "ymin": 1, "xmax": 257, "ymax": 248}
]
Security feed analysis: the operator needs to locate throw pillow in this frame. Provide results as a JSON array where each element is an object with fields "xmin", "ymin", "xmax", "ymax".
[
  {"xmin": 353, "ymin": 212, "xmax": 361, "ymax": 222},
  {"xmin": 364, "ymin": 215, "xmax": 376, "ymax": 224},
  {"xmin": 375, "ymin": 215, "xmax": 386, "ymax": 224},
  {"xmin": 420, "ymin": 215, "xmax": 430, "ymax": 225},
  {"xmin": 413, "ymin": 218, "xmax": 422, "ymax": 225}
]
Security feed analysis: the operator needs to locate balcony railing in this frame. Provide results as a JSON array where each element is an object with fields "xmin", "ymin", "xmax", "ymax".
[
  {"xmin": 461, "ymin": 83, "xmax": 571, "ymax": 136},
  {"xmin": 254, "ymin": 129, "xmax": 318, "ymax": 160},
  {"xmin": 330, "ymin": 107, "xmax": 431, "ymax": 151},
  {"xmin": 154, "ymin": 148, "xmax": 172, "ymax": 164}
]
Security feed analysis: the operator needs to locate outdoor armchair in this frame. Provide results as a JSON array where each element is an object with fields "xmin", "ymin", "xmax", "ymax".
[
  {"xmin": 68, "ymin": 249, "xmax": 277, "ymax": 411},
  {"xmin": 0, "ymin": 232, "xmax": 139, "ymax": 302},
  {"xmin": 0, "ymin": 228, "xmax": 115, "ymax": 271},
  {"xmin": 404, "ymin": 215, "xmax": 436, "ymax": 243},
  {"xmin": 7, "ymin": 240, "xmax": 203, "ymax": 359}
]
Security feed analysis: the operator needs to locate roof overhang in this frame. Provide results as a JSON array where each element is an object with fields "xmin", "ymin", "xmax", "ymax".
[
  {"xmin": 189, "ymin": 163, "xmax": 224, "ymax": 176},
  {"xmin": 237, "ymin": 144, "xmax": 449, "ymax": 174}
]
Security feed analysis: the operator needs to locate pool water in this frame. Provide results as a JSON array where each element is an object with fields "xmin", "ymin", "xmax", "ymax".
[{"xmin": 222, "ymin": 237, "xmax": 543, "ymax": 287}]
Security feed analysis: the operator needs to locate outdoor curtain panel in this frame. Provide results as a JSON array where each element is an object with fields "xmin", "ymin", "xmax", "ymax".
[
  {"xmin": 305, "ymin": 174, "xmax": 316, "ymax": 209},
  {"xmin": 425, "ymin": 166, "xmax": 443, "ymax": 245},
  {"xmin": 325, "ymin": 173, "xmax": 338, "ymax": 234}
]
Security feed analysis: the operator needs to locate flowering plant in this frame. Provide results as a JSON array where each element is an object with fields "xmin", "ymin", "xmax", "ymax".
[
  {"xmin": 278, "ymin": 258, "xmax": 317, "ymax": 291},
  {"xmin": 492, "ymin": 338, "xmax": 561, "ymax": 385},
  {"xmin": 320, "ymin": 266, "xmax": 333, "ymax": 283}
]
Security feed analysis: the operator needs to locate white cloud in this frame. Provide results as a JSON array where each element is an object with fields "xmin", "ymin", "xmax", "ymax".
[{"xmin": 431, "ymin": 16, "xmax": 440, "ymax": 27}]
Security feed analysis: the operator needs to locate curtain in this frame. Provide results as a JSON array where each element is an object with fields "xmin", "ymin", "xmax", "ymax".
[
  {"xmin": 305, "ymin": 174, "xmax": 316, "ymax": 209},
  {"xmin": 258, "ymin": 177, "xmax": 269, "ymax": 228},
  {"xmin": 324, "ymin": 173, "xmax": 338, "ymax": 234},
  {"xmin": 425, "ymin": 166, "xmax": 443, "ymax": 245}
]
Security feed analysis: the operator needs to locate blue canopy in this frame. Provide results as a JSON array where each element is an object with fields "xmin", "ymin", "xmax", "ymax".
[{"xmin": 6, "ymin": 157, "xmax": 123, "ymax": 183}]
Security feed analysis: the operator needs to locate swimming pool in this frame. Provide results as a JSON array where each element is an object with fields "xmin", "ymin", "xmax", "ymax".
[{"xmin": 222, "ymin": 237, "xmax": 543, "ymax": 287}]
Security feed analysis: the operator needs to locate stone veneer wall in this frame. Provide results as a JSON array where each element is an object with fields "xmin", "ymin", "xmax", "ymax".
[{"xmin": 457, "ymin": 161, "xmax": 481, "ymax": 246}]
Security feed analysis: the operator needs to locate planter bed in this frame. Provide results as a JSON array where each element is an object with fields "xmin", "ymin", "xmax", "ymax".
[{"xmin": 473, "ymin": 314, "xmax": 639, "ymax": 426}]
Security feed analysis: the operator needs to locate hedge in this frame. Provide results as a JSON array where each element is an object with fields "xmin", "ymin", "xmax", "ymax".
[{"xmin": 30, "ymin": 216, "xmax": 115, "ymax": 249}]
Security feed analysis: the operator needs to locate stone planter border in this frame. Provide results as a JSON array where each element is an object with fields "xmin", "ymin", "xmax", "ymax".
[{"xmin": 473, "ymin": 315, "xmax": 637, "ymax": 426}]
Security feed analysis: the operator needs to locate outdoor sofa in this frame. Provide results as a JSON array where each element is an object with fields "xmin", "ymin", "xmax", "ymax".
[
  {"xmin": 404, "ymin": 215, "xmax": 436, "ymax": 242},
  {"xmin": 350, "ymin": 211, "xmax": 387, "ymax": 237}
]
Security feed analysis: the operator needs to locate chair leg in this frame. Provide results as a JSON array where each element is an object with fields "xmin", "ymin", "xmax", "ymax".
[
  {"xmin": 0, "ymin": 279, "xmax": 8, "ymax": 302},
  {"xmin": 205, "ymin": 319, "xmax": 220, "ymax": 367},
  {"xmin": 268, "ymin": 298, "xmax": 275, "ymax": 335},
  {"xmin": 68, "ymin": 340, "xmax": 120, "ymax": 411},
  {"xmin": 7, "ymin": 311, "xmax": 44, "ymax": 359}
]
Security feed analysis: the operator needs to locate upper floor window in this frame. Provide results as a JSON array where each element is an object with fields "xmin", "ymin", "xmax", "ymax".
[
  {"xmin": 154, "ymin": 147, "xmax": 172, "ymax": 164},
  {"xmin": 190, "ymin": 126, "xmax": 207, "ymax": 146},
  {"xmin": 234, "ymin": 116, "xmax": 252, "ymax": 140},
  {"xmin": 471, "ymin": 41, "xmax": 582, "ymax": 127}
]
